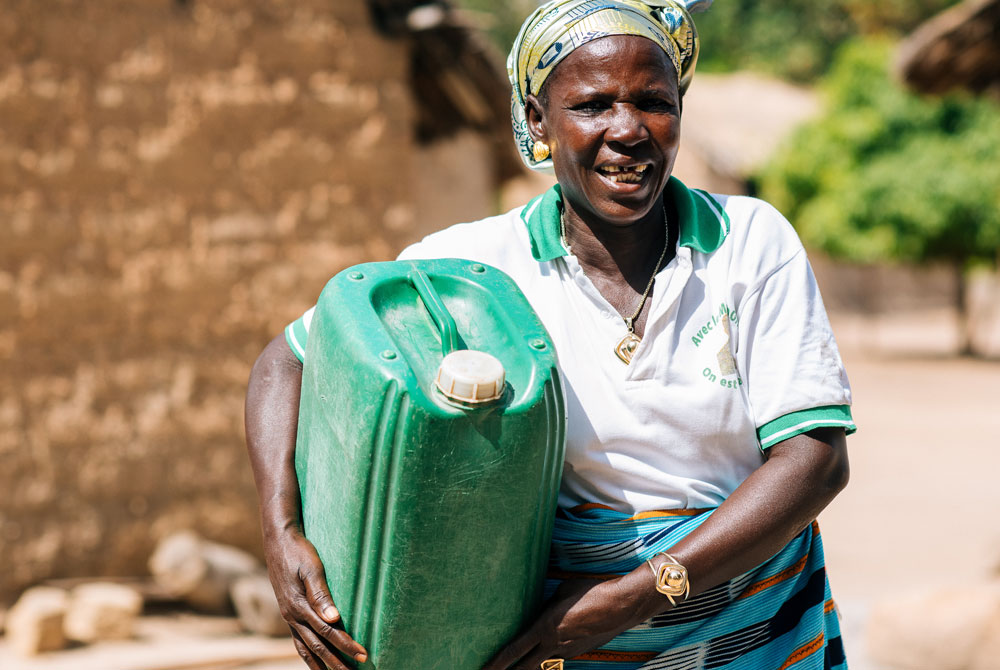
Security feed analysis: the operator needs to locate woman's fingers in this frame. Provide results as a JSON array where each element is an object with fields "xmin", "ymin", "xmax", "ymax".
[
  {"xmin": 291, "ymin": 622, "xmax": 353, "ymax": 670},
  {"xmin": 291, "ymin": 602, "xmax": 369, "ymax": 664},
  {"xmin": 289, "ymin": 627, "xmax": 329, "ymax": 670},
  {"xmin": 299, "ymin": 562, "xmax": 341, "ymax": 624},
  {"xmin": 486, "ymin": 579, "xmax": 629, "ymax": 670}
]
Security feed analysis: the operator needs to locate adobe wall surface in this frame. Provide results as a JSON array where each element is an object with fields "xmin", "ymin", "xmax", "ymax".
[{"xmin": 0, "ymin": 0, "xmax": 423, "ymax": 601}]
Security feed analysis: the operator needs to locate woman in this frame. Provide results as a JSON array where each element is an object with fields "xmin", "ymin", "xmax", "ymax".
[{"xmin": 245, "ymin": 1, "xmax": 855, "ymax": 669}]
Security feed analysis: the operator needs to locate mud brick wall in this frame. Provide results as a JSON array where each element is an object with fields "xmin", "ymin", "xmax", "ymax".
[{"xmin": 0, "ymin": 0, "xmax": 429, "ymax": 601}]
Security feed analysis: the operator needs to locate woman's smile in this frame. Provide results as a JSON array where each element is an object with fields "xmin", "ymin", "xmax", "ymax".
[{"xmin": 596, "ymin": 163, "xmax": 651, "ymax": 185}]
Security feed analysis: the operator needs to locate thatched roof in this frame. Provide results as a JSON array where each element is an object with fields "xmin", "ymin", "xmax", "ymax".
[
  {"xmin": 367, "ymin": 1, "xmax": 523, "ymax": 181},
  {"xmin": 896, "ymin": 0, "xmax": 1000, "ymax": 96}
]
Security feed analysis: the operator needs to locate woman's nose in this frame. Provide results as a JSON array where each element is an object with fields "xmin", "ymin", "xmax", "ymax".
[{"xmin": 604, "ymin": 104, "xmax": 649, "ymax": 146}]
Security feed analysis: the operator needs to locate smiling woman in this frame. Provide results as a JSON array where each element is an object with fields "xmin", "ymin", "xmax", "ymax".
[{"xmin": 245, "ymin": 1, "xmax": 857, "ymax": 669}]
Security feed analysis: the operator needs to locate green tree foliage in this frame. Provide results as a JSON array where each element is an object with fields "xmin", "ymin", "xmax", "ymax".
[
  {"xmin": 758, "ymin": 40, "xmax": 1000, "ymax": 353},
  {"xmin": 694, "ymin": 0, "xmax": 960, "ymax": 81},
  {"xmin": 759, "ymin": 40, "xmax": 1000, "ymax": 268}
]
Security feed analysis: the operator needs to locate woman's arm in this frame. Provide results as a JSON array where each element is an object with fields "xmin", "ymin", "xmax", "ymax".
[
  {"xmin": 657, "ymin": 426, "xmax": 848, "ymax": 595},
  {"xmin": 245, "ymin": 334, "xmax": 368, "ymax": 670},
  {"xmin": 484, "ymin": 427, "xmax": 849, "ymax": 670}
]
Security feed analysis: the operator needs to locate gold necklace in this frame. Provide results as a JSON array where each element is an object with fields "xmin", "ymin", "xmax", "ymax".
[
  {"xmin": 561, "ymin": 204, "xmax": 671, "ymax": 365},
  {"xmin": 614, "ymin": 205, "xmax": 670, "ymax": 364}
]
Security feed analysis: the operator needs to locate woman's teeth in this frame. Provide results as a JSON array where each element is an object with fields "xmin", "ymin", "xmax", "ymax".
[{"xmin": 598, "ymin": 165, "xmax": 648, "ymax": 183}]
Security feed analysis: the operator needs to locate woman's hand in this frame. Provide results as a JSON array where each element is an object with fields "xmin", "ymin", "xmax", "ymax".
[
  {"xmin": 483, "ymin": 574, "xmax": 663, "ymax": 670},
  {"xmin": 264, "ymin": 526, "xmax": 367, "ymax": 670}
]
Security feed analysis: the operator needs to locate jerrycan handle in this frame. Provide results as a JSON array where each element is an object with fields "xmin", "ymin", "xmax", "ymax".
[{"xmin": 409, "ymin": 270, "xmax": 459, "ymax": 357}]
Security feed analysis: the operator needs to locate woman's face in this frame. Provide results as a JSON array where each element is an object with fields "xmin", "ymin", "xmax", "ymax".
[{"xmin": 527, "ymin": 35, "xmax": 681, "ymax": 227}]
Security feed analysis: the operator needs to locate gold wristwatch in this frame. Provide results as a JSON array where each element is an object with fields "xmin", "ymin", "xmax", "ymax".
[{"xmin": 647, "ymin": 553, "xmax": 690, "ymax": 606}]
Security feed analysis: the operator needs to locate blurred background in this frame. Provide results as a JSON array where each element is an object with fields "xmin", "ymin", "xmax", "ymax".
[{"xmin": 1, "ymin": 0, "xmax": 998, "ymax": 668}]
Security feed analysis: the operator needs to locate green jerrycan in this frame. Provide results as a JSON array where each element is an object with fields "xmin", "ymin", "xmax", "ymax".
[{"xmin": 295, "ymin": 259, "xmax": 566, "ymax": 670}]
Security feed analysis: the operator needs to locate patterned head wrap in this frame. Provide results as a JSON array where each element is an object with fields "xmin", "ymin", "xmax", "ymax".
[{"xmin": 507, "ymin": 0, "xmax": 711, "ymax": 173}]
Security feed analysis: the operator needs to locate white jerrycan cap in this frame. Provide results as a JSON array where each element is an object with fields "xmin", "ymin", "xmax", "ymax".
[{"xmin": 435, "ymin": 350, "xmax": 506, "ymax": 405}]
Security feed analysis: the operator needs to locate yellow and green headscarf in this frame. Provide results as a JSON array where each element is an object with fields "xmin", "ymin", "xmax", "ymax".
[{"xmin": 507, "ymin": 0, "xmax": 710, "ymax": 173}]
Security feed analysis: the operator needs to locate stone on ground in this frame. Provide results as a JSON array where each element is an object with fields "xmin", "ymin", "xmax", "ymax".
[
  {"xmin": 6, "ymin": 586, "xmax": 70, "ymax": 656},
  {"xmin": 231, "ymin": 574, "xmax": 288, "ymax": 637},
  {"xmin": 64, "ymin": 582, "xmax": 143, "ymax": 643},
  {"xmin": 148, "ymin": 530, "xmax": 261, "ymax": 613}
]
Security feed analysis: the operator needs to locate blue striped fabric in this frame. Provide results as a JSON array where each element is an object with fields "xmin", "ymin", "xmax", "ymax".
[{"xmin": 545, "ymin": 506, "xmax": 848, "ymax": 670}]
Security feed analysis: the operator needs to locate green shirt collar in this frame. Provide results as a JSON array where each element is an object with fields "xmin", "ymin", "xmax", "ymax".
[{"xmin": 519, "ymin": 176, "xmax": 731, "ymax": 262}]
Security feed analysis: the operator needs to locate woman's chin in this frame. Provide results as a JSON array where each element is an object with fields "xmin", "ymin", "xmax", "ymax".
[{"xmin": 586, "ymin": 174, "xmax": 662, "ymax": 223}]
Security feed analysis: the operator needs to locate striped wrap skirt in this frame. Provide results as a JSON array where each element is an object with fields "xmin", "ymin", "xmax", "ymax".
[{"xmin": 545, "ymin": 505, "xmax": 848, "ymax": 670}]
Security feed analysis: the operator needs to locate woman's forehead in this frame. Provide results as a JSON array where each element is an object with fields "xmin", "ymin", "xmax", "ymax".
[{"xmin": 543, "ymin": 36, "xmax": 679, "ymax": 97}]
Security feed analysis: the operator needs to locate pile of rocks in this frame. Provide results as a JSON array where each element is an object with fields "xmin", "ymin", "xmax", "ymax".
[
  {"xmin": 148, "ymin": 530, "xmax": 287, "ymax": 637},
  {"xmin": 5, "ymin": 582, "xmax": 143, "ymax": 656},
  {"xmin": 2, "ymin": 530, "xmax": 287, "ymax": 658}
]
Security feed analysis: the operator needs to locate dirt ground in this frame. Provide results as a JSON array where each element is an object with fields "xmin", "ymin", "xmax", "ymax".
[
  {"xmin": 2, "ymin": 309, "xmax": 998, "ymax": 670},
  {"xmin": 816, "ymin": 311, "xmax": 1000, "ymax": 668}
]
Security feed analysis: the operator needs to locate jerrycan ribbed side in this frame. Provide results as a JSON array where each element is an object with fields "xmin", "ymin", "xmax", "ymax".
[{"xmin": 295, "ymin": 259, "xmax": 566, "ymax": 670}]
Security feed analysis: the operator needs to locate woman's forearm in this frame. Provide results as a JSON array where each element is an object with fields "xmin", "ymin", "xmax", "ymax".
[
  {"xmin": 245, "ymin": 333, "xmax": 306, "ymax": 537},
  {"xmin": 670, "ymin": 427, "xmax": 848, "ymax": 596},
  {"xmin": 245, "ymin": 334, "xmax": 370, "ymax": 668},
  {"xmin": 620, "ymin": 427, "xmax": 850, "ymax": 620}
]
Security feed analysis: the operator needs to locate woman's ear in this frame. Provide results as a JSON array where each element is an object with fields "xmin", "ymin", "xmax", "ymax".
[{"xmin": 525, "ymin": 93, "xmax": 548, "ymax": 144}]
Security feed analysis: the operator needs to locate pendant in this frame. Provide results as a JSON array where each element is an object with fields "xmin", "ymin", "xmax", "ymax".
[{"xmin": 615, "ymin": 332, "xmax": 641, "ymax": 365}]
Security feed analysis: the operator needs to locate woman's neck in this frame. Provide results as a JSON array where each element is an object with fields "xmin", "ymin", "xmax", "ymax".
[{"xmin": 562, "ymin": 198, "xmax": 675, "ymax": 291}]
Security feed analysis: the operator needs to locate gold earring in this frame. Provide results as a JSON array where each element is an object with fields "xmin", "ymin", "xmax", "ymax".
[{"xmin": 532, "ymin": 140, "xmax": 550, "ymax": 162}]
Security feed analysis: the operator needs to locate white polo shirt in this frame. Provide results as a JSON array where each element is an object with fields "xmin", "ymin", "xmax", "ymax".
[{"xmin": 286, "ymin": 177, "xmax": 855, "ymax": 514}]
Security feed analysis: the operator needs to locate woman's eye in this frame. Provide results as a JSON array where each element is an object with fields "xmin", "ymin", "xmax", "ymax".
[
  {"xmin": 571, "ymin": 101, "xmax": 610, "ymax": 112},
  {"xmin": 639, "ymin": 98, "xmax": 677, "ymax": 111}
]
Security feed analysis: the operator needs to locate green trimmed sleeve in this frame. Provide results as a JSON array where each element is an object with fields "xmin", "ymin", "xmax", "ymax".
[
  {"xmin": 284, "ymin": 307, "xmax": 314, "ymax": 363},
  {"xmin": 757, "ymin": 404, "xmax": 856, "ymax": 450}
]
